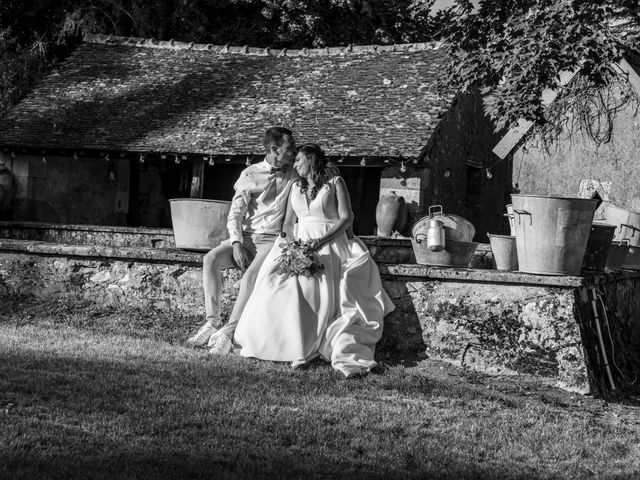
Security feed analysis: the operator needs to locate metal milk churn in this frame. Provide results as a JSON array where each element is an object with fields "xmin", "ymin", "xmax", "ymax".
[{"xmin": 426, "ymin": 205, "xmax": 445, "ymax": 252}]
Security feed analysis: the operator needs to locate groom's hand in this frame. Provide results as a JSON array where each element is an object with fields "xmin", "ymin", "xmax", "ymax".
[
  {"xmin": 309, "ymin": 239, "xmax": 321, "ymax": 251},
  {"xmin": 232, "ymin": 241, "xmax": 250, "ymax": 271}
]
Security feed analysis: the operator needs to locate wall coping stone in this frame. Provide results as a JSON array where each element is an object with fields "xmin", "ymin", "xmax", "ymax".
[
  {"xmin": 0, "ymin": 221, "xmax": 486, "ymax": 251},
  {"xmin": 2, "ymin": 238, "xmax": 637, "ymax": 288},
  {"xmin": 0, "ymin": 221, "xmax": 173, "ymax": 236}
]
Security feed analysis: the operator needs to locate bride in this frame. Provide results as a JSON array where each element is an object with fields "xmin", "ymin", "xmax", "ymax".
[{"xmin": 233, "ymin": 143, "xmax": 395, "ymax": 378}]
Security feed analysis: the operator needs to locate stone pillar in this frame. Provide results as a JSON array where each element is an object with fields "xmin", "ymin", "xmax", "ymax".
[{"xmin": 379, "ymin": 165, "xmax": 429, "ymax": 234}]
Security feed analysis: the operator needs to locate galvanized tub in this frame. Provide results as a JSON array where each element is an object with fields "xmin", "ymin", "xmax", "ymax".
[
  {"xmin": 622, "ymin": 245, "xmax": 640, "ymax": 270},
  {"xmin": 411, "ymin": 233, "xmax": 477, "ymax": 267},
  {"xmin": 603, "ymin": 205, "xmax": 640, "ymax": 246},
  {"xmin": 511, "ymin": 194, "xmax": 597, "ymax": 275},
  {"xmin": 169, "ymin": 198, "xmax": 231, "ymax": 251},
  {"xmin": 581, "ymin": 223, "xmax": 616, "ymax": 272},
  {"xmin": 606, "ymin": 240, "xmax": 629, "ymax": 270}
]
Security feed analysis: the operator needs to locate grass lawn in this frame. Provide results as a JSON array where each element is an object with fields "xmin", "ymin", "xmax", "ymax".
[{"xmin": 1, "ymin": 294, "xmax": 640, "ymax": 479}]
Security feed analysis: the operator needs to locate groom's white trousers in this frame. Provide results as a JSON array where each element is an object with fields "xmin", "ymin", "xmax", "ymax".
[{"xmin": 202, "ymin": 233, "xmax": 277, "ymax": 338}]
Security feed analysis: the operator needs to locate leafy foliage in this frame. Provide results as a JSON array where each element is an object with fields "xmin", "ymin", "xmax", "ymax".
[{"xmin": 413, "ymin": 0, "xmax": 640, "ymax": 144}]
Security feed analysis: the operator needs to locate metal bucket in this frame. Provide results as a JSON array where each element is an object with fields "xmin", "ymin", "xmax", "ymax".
[
  {"xmin": 606, "ymin": 240, "xmax": 629, "ymax": 270},
  {"xmin": 581, "ymin": 223, "xmax": 616, "ymax": 272},
  {"xmin": 488, "ymin": 234, "xmax": 518, "ymax": 271},
  {"xmin": 603, "ymin": 205, "xmax": 640, "ymax": 246},
  {"xmin": 169, "ymin": 198, "xmax": 231, "ymax": 251},
  {"xmin": 511, "ymin": 194, "xmax": 598, "ymax": 275},
  {"xmin": 622, "ymin": 245, "xmax": 640, "ymax": 270}
]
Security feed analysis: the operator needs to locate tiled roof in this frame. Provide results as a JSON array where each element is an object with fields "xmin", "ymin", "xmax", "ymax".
[{"xmin": 0, "ymin": 34, "xmax": 455, "ymax": 159}]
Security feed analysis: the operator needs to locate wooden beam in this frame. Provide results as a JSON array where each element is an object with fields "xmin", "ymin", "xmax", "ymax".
[
  {"xmin": 492, "ymin": 69, "xmax": 580, "ymax": 160},
  {"xmin": 189, "ymin": 158, "xmax": 205, "ymax": 198}
]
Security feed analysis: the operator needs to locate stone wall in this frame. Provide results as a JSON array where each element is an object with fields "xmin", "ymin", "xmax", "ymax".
[
  {"xmin": 2, "ymin": 240, "xmax": 639, "ymax": 397},
  {"xmin": 422, "ymin": 89, "xmax": 513, "ymax": 241}
]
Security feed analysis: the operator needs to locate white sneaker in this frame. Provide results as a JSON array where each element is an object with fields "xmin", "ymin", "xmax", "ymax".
[
  {"xmin": 209, "ymin": 334, "xmax": 234, "ymax": 356},
  {"xmin": 186, "ymin": 321, "xmax": 218, "ymax": 347}
]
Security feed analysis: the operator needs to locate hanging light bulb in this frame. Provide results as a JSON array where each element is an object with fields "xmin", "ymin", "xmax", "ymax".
[
  {"xmin": 161, "ymin": 153, "xmax": 167, "ymax": 160},
  {"xmin": 139, "ymin": 153, "xmax": 145, "ymax": 164},
  {"xmin": 181, "ymin": 154, "xmax": 187, "ymax": 161},
  {"xmin": 208, "ymin": 157, "xmax": 215, "ymax": 167},
  {"xmin": 42, "ymin": 155, "xmax": 47, "ymax": 164},
  {"xmin": 360, "ymin": 157, "xmax": 366, "ymax": 166},
  {"xmin": 105, "ymin": 154, "xmax": 110, "ymax": 162},
  {"xmin": 444, "ymin": 169, "xmax": 451, "ymax": 178},
  {"xmin": 486, "ymin": 168, "xmax": 493, "ymax": 179},
  {"xmin": 245, "ymin": 156, "xmax": 251, "ymax": 167},
  {"xmin": 400, "ymin": 161, "xmax": 406, "ymax": 173},
  {"xmin": 174, "ymin": 154, "xmax": 180, "ymax": 165},
  {"xmin": 10, "ymin": 151, "xmax": 16, "ymax": 159}
]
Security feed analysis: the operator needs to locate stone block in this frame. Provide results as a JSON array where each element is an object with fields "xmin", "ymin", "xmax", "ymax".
[
  {"xmin": 380, "ymin": 175, "xmax": 423, "ymax": 191},
  {"xmin": 90, "ymin": 270, "xmax": 111, "ymax": 283}
]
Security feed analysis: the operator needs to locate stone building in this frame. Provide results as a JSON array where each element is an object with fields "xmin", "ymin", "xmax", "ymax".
[
  {"xmin": 492, "ymin": 52, "xmax": 640, "ymax": 212},
  {"xmin": 0, "ymin": 34, "xmax": 511, "ymax": 239}
]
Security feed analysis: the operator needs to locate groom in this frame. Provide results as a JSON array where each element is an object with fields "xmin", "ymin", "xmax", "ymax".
[{"xmin": 187, "ymin": 126, "xmax": 298, "ymax": 354}]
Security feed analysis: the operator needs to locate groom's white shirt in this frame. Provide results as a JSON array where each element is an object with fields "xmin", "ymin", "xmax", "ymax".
[{"xmin": 226, "ymin": 158, "xmax": 297, "ymax": 244}]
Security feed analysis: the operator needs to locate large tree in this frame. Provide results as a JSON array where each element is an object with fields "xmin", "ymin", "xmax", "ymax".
[{"xmin": 413, "ymin": 0, "xmax": 640, "ymax": 145}]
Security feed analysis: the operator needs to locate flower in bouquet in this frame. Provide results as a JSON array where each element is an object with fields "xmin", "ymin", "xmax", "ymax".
[{"xmin": 276, "ymin": 238, "xmax": 325, "ymax": 278}]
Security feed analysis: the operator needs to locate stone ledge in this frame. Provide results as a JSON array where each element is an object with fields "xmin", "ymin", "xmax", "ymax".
[
  {"xmin": 0, "ymin": 221, "xmax": 493, "ymax": 267},
  {"xmin": 2, "ymin": 238, "xmax": 639, "ymax": 287},
  {"xmin": 0, "ymin": 239, "xmax": 202, "ymax": 265},
  {"xmin": 2, "ymin": 241, "xmax": 639, "ymax": 397},
  {"xmin": 0, "ymin": 221, "xmax": 173, "ymax": 235}
]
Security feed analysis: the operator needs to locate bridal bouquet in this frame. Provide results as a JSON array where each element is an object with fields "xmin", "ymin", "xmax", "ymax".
[{"xmin": 276, "ymin": 238, "xmax": 325, "ymax": 278}]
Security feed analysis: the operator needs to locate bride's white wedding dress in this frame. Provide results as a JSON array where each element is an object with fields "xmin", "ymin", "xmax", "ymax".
[{"xmin": 233, "ymin": 176, "xmax": 395, "ymax": 377}]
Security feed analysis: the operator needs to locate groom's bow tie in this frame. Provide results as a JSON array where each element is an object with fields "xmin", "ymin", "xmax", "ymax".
[{"xmin": 270, "ymin": 164, "xmax": 289, "ymax": 174}]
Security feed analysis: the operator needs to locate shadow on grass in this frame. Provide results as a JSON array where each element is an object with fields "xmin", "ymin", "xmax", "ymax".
[{"xmin": 0, "ymin": 343, "xmax": 568, "ymax": 480}]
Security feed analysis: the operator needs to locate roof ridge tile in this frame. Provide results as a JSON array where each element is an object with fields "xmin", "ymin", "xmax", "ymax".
[{"xmin": 83, "ymin": 33, "xmax": 444, "ymax": 56}]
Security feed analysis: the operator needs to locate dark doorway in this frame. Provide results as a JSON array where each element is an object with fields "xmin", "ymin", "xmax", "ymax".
[{"xmin": 340, "ymin": 166, "xmax": 381, "ymax": 236}]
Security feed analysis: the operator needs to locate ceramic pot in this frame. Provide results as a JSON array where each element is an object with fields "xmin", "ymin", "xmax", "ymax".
[{"xmin": 375, "ymin": 191, "xmax": 408, "ymax": 237}]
